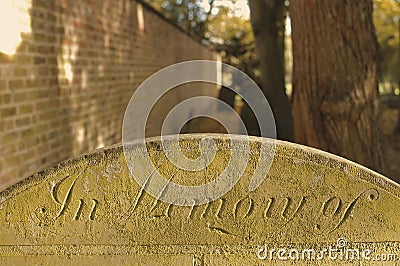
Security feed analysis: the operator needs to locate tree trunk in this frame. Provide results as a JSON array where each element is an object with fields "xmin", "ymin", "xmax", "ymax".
[
  {"xmin": 290, "ymin": 0, "xmax": 384, "ymax": 171},
  {"xmin": 397, "ymin": 103, "xmax": 400, "ymax": 134},
  {"xmin": 249, "ymin": 0, "xmax": 294, "ymax": 141},
  {"xmin": 396, "ymin": 19, "xmax": 400, "ymax": 135},
  {"xmin": 396, "ymin": 87, "xmax": 400, "ymax": 134}
]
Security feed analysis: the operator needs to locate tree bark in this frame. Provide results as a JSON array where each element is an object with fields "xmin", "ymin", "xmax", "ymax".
[
  {"xmin": 396, "ymin": 19, "xmax": 400, "ymax": 135},
  {"xmin": 397, "ymin": 104, "xmax": 400, "ymax": 134},
  {"xmin": 290, "ymin": 0, "xmax": 384, "ymax": 171},
  {"xmin": 249, "ymin": 0, "xmax": 294, "ymax": 141}
]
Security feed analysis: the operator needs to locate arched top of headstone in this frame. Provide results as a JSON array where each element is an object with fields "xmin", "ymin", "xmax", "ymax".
[{"xmin": 0, "ymin": 134, "xmax": 399, "ymax": 264}]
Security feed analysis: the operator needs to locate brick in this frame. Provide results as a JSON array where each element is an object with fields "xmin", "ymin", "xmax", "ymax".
[
  {"xmin": 21, "ymin": 128, "xmax": 36, "ymax": 138},
  {"xmin": 0, "ymin": 0, "xmax": 218, "ymax": 187},
  {"xmin": 21, "ymin": 149, "xmax": 36, "ymax": 161},
  {"xmin": 2, "ymin": 132, "xmax": 18, "ymax": 144},
  {"xmin": 26, "ymin": 79, "xmax": 48, "ymax": 88},
  {"xmin": 15, "ymin": 55, "xmax": 31, "ymax": 64},
  {"xmin": 20, "ymin": 32, "xmax": 32, "ymax": 41},
  {"xmin": 50, "ymin": 139, "xmax": 61, "ymax": 149},
  {"xmin": 34, "ymin": 57, "xmax": 46, "ymax": 64},
  {"xmin": 47, "ymin": 13, "xmax": 56, "ymax": 22},
  {"xmin": 38, "ymin": 88, "xmax": 58, "ymax": 98},
  {"xmin": 0, "ymin": 80, "xmax": 7, "ymax": 90},
  {"xmin": 37, "ymin": 46, "xmax": 51, "ymax": 54},
  {"xmin": 47, "ymin": 57, "xmax": 57, "ymax": 65},
  {"xmin": 3, "ymin": 119, "xmax": 14, "ymax": 131},
  {"xmin": 0, "ymin": 94, "xmax": 12, "ymax": 105},
  {"xmin": 1, "ymin": 107, "xmax": 17, "ymax": 118},
  {"xmin": 39, "ymin": 111, "xmax": 55, "ymax": 121},
  {"xmin": 34, "ymin": 33, "xmax": 46, "ymax": 42},
  {"xmin": 38, "ymin": 66, "xmax": 50, "ymax": 75},
  {"xmin": 48, "ymin": 130, "xmax": 57, "ymax": 140},
  {"xmin": 36, "ymin": 143, "xmax": 50, "ymax": 155},
  {"xmin": 13, "ymin": 67, "xmax": 28, "ymax": 77},
  {"xmin": 0, "ymin": 53, "xmax": 12, "ymax": 63},
  {"xmin": 36, "ymin": 100, "xmax": 55, "ymax": 111},
  {"xmin": 34, "ymin": 0, "xmax": 51, "ymax": 9},
  {"xmin": 9, "ymin": 80, "xmax": 25, "ymax": 89},
  {"xmin": 0, "ymin": 143, "xmax": 17, "ymax": 157},
  {"xmin": 47, "ymin": 35, "xmax": 56, "ymax": 43},
  {"xmin": 18, "ymin": 104, "xmax": 33, "ymax": 114},
  {"xmin": 4, "ymin": 155, "xmax": 21, "ymax": 168},
  {"xmin": 14, "ymin": 91, "xmax": 37, "ymax": 102},
  {"xmin": 16, "ymin": 117, "xmax": 31, "ymax": 127},
  {"xmin": 0, "ymin": 169, "xmax": 17, "ymax": 187}
]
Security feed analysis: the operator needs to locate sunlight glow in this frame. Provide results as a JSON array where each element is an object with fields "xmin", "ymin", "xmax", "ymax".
[
  {"xmin": 64, "ymin": 62, "xmax": 73, "ymax": 83},
  {"xmin": 199, "ymin": 0, "xmax": 250, "ymax": 19},
  {"xmin": 77, "ymin": 126, "xmax": 85, "ymax": 144},
  {"xmin": 217, "ymin": 54, "xmax": 222, "ymax": 90},
  {"xmin": 60, "ymin": 30, "xmax": 78, "ymax": 84},
  {"xmin": 232, "ymin": 0, "xmax": 250, "ymax": 18},
  {"xmin": 137, "ymin": 3, "xmax": 145, "ymax": 32},
  {"xmin": 81, "ymin": 70, "xmax": 88, "ymax": 88},
  {"xmin": 96, "ymin": 134, "xmax": 105, "ymax": 149},
  {"xmin": 285, "ymin": 16, "xmax": 292, "ymax": 36},
  {"xmin": 0, "ymin": 1, "xmax": 31, "ymax": 55}
]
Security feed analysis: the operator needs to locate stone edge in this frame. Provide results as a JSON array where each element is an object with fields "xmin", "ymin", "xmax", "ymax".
[{"xmin": 1, "ymin": 134, "xmax": 399, "ymax": 204}]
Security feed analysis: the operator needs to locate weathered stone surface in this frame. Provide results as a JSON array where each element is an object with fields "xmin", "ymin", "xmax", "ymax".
[{"xmin": 0, "ymin": 134, "xmax": 399, "ymax": 265}]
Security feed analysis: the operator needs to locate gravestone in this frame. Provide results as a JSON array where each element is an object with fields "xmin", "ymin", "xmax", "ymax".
[{"xmin": 0, "ymin": 134, "xmax": 399, "ymax": 265}]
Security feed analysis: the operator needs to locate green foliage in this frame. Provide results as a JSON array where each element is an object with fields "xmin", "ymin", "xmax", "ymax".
[
  {"xmin": 374, "ymin": 0, "xmax": 400, "ymax": 84},
  {"xmin": 143, "ymin": 0, "xmax": 258, "ymax": 79},
  {"xmin": 145, "ymin": 0, "xmax": 210, "ymax": 39},
  {"xmin": 205, "ymin": 6, "xmax": 259, "ymax": 80}
]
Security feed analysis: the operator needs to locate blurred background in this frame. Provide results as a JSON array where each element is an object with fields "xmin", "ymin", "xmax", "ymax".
[{"xmin": 0, "ymin": 0, "xmax": 399, "ymax": 189}]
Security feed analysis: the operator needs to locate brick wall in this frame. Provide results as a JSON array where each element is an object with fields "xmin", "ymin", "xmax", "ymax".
[{"xmin": 0, "ymin": 0, "xmax": 218, "ymax": 189}]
